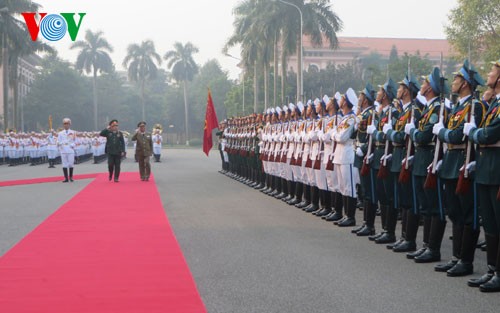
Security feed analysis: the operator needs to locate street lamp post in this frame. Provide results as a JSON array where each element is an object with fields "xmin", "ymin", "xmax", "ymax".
[
  {"xmin": 276, "ymin": 0, "xmax": 303, "ymax": 103},
  {"xmin": 225, "ymin": 53, "xmax": 245, "ymax": 115}
]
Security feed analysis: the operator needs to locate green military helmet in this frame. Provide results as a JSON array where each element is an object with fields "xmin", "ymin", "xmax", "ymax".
[
  {"xmin": 359, "ymin": 83, "xmax": 376, "ymax": 103},
  {"xmin": 378, "ymin": 78, "xmax": 398, "ymax": 101},
  {"xmin": 398, "ymin": 73, "xmax": 421, "ymax": 96},
  {"xmin": 422, "ymin": 67, "xmax": 450, "ymax": 95},
  {"xmin": 453, "ymin": 59, "xmax": 485, "ymax": 90}
]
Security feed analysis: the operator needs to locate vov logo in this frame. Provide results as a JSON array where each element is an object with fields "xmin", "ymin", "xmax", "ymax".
[{"xmin": 21, "ymin": 13, "xmax": 86, "ymax": 42}]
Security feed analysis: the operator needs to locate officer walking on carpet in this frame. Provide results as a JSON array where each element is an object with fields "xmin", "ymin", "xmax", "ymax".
[{"xmin": 100, "ymin": 119, "xmax": 126, "ymax": 182}]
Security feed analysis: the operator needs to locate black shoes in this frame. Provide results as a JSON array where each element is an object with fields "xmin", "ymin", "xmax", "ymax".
[
  {"xmin": 447, "ymin": 261, "xmax": 473, "ymax": 277},
  {"xmin": 434, "ymin": 259, "xmax": 457, "ymax": 272},
  {"xmin": 407, "ymin": 246, "xmax": 427, "ymax": 259},
  {"xmin": 337, "ymin": 217, "xmax": 355, "ymax": 227},
  {"xmin": 414, "ymin": 248, "xmax": 441, "ymax": 263},
  {"xmin": 468, "ymin": 270, "xmax": 494, "ymax": 287},
  {"xmin": 375, "ymin": 232, "xmax": 396, "ymax": 244},
  {"xmin": 393, "ymin": 241, "xmax": 417, "ymax": 253},
  {"xmin": 356, "ymin": 226, "xmax": 375, "ymax": 237},
  {"xmin": 480, "ymin": 275, "xmax": 500, "ymax": 292}
]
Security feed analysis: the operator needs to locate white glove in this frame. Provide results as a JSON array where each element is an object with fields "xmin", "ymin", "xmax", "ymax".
[
  {"xmin": 404, "ymin": 123, "xmax": 415, "ymax": 135},
  {"xmin": 356, "ymin": 147, "xmax": 364, "ymax": 157},
  {"xmin": 435, "ymin": 159, "xmax": 443, "ymax": 171},
  {"xmin": 367, "ymin": 124, "xmax": 376, "ymax": 135},
  {"xmin": 383, "ymin": 154, "xmax": 392, "ymax": 161},
  {"xmin": 432, "ymin": 122, "xmax": 445, "ymax": 136},
  {"xmin": 463, "ymin": 122, "xmax": 476, "ymax": 136},
  {"xmin": 401, "ymin": 155, "xmax": 414, "ymax": 166},
  {"xmin": 466, "ymin": 161, "xmax": 476, "ymax": 172},
  {"xmin": 367, "ymin": 153, "xmax": 374, "ymax": 163},
  {"xmin": 382, "ymin": 123, "xmax": 392, "ymax": 135}
]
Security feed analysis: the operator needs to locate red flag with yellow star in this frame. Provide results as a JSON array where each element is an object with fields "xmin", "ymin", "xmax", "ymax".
[{"xmin": 203, "ymin": 89, "xmax": 219, "ymax": 156}]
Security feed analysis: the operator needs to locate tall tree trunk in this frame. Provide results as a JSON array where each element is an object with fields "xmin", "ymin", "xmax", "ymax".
[
  {"xmin": 93, "ymin": 68, "xmax": 98, "ymax": 130},
  {"xmin": 264, "ymin": 62, "xmax": 268, "ymax": 111},
  {"xmin": 273, "ymin": 32, "xmax": 278, "ymax": 108},
  {"xmin": 281, "ymin": 49, "xmax": 286, "ymax": 105},
  {"xmin": 2, "ymin": 32, "xmax": 9, "ymax": 129},
  {"xmin": 141, "ymin": 79, "xmax": 145, "ymax": 122},
  {"xmin": 183, "ymin": 80, "xmax": 189, "ymax": 145},
  {"xmin": 296, "ymin": 40, "xmax": 301, "ymax": 103},
  {"xmin": 11, "ymin": 55, "xmax": 18, "ymax": 130},
  {"xmin": 254, "ymin": 61, "xmax": 258, "ymax": 112}
]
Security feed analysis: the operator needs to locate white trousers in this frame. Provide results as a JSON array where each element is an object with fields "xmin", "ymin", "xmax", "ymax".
[
  {"xmin": 61, "ymin": 152, "xmax": 75, "ymax": 168},
  {"xmin": 334, "ymin": 163, "xmax": 359, "ymax": 198}
]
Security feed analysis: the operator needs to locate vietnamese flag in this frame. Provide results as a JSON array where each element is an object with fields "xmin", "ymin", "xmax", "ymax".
[{"xmin": 203, "ymin": 89, "xmax": 219, "ymax": 156}]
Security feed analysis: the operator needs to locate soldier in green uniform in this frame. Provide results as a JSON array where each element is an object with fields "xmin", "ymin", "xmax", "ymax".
[
  {"xmin": 405, "ymin": 67, "xmax": 449, "ymax": 263},
  {"xmin": 385, "ymin": 75, "xmax": 422, "ymax": 252},
  {"xmin": 464, "ymin": 58, "xmax": 500, "ymax": 292},
  {"xmin": 132, "ymin": 121, "xmax": 153, "ymax": 181},
  {"xmin": 432, "ymin": 60, "xmax": 486, "ymax": 276},
  {"xmin": 352, "ymin": 83, "xmax": 376, "ymax": 235},
  {"xmin": 99, "ymin": 119, "xmax": 126, "ymax": 182},
  {"xmin": 366, "ymin": 78, "xmax": 399, "ymax": 243}
]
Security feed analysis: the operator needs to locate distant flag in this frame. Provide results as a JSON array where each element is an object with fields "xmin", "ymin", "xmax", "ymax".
[{"xmin": 203, "ymin": 89, "xmax": 219, "ymax": 156}]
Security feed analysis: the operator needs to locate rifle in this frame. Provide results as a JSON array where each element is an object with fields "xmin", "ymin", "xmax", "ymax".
[
  {"xmin": 313, "ymin": 117, "xmax": 324, "ymax": 170},
  {"xmin": 456, "ymin": 97, "xmax": 475, "ymax": 194},
  {"xmin": 361, "ymin": 108, "xmax": 376, "ymax": 176},
  {"xmin": 296, "ymin": 120, "xmax": 306, "ymax": 165},
  {"xmin": 424, "ymin": 76, "xmax": 446, "ymax": 189},
  {"xmin": 399, "ymin": 104, "xmax": 415, "ymax": 184},
  {"xmin": 377, "ymin": 105, "xmax": 393, "ymax": 179},
  {"xmin": 305, "ymin": 119, "xmax": 314, "ymax": 168},
  {"xmin": 326, "ymin": 114, "xmax": 337, "ymax": 171}
]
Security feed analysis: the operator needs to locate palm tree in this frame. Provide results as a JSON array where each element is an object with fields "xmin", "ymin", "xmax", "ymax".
[
  {"xmin": 0, "ymin": 0, "xmax": 40, "ymax": 129},
  {"xmin": 164, "ymin": 42, "xmax": 199, "ymax": 145},
  {"xmin": 122, "ymin": 40, "xmax": 162, "ymax": 121},
  {"xmin": 71, "ymin": 30, "xmax": 114, "ymax": 130}
]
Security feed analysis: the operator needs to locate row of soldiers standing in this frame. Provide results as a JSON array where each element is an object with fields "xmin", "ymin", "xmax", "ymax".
[{"xmin": 218, "ymin": 58, "xmax": 500, "ymax": 293}]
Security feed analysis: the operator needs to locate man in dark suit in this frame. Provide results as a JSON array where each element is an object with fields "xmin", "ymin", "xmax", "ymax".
[{"xmin": 132, "ymin": 121, "xmax": 153, "ymax": 181}]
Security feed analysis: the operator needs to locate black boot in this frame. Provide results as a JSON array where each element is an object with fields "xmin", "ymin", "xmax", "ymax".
[
  {"xmin": 69, "ymin": 168, "xmax": 74, "ymax": 182},
  {"xmin": 396, "ymin": 210, "xmax": 419, "ymax": 253},
  {"xmin": 435, "ymin": 224, "xmax": 463, "ymax": 272},
  {"xmin": 389, "ymin": 208, "xmax": 408, "ymax": 249},
  {"xmin": 468, "ymin": 234, "xmax": 498, "ymax": 287},
  {"xmin": 296, "ymin": 185, "xmax": 311, "ymax": 208},
  {"xmin": 62, "ymin": 168, "xmax": 69, "ymax": 183},
  {"xmin": 357, "ymin": 200, "xmax": 376, "ymax": 236},
  {"xmin": 338, "ymin": 197, "xmax": 356, "ymax": 227},
  {"xmin": 376, "ymin": 207, "xmax": 398, "ymax": 244},
  {"xmin": 315, "ymin": 190, "xmax": 332, "ymax": 216},
  {"xmin": 304, "ymin": 187, "xmax": 319, "ymax": 212},
  {"xmin": 447, "ymin": 225, "xmax": 479, "ymax": 277},
  {"xmin": 407, "ymin": 216, "xmax": 431, "ymax": 258},
  {"xmin": 275, "ymin": 178, "xmax": 288, "ymax": 199},
  {"xmin": 288, "ymin": 182, "xmax": 303, "ymax": 205},
  {"xmin": 414, "ymin": 217, "xmax": 446, "ymax": 263},
  {"xmin": 370, "ymin": 204, "xmax": 387, "ymax": 241},
  {"xmin": 108, "ymin": 165, "xmax": 114, "ymax": 181},
  {"xmin": 283, "ymin": 181, "xmax": 295, "ymax": 202},
  {"xmin": 352, "ymin": 199, "xmax": 368, "ymax": 234},
  {"xmin": 326, "ymin": 192, "xmax": 343, "ymax": 221},
  {"xmin": 480, "ymin": 240, "xmax": 500, "ymax": 292}
]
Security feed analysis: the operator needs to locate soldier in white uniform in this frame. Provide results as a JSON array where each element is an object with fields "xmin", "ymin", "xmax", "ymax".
[
  {"xmin": 152, "ymin": 129, "xmax": 163, "ymax": 162},
  {"xmin": 47, "ymin": 131, "xmax": 58, "ymax": 168},
  {"xmin": 57, "ymin": 118, "xmax": 76, "ymax": 182},
  {"xmin": 333, "ymin": 88, "xmax": 360, "ymax": 227}
]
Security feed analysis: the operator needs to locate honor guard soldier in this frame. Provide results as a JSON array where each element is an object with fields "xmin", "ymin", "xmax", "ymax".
[
  {"xmin": 432, "ymin": 60, "xmax": 486, "ymax": 276},
  {"xmin": 57, "ymin": 118, "xmax": 76, "ymax": 182},
  {"xmin": 352, "ymin": 84, "xmax": 377, "ymax": 235},
  {"xmin": 366, "ymin": 78, "xmax": 400, "ymax": 243},
  {"xmin": 152, "ymin": 127, "xmax": 163, "ymax": 162},
  {"xmin": 288, "ymin": 102, "xmax": 306, "ymax": 206},
  {"xmin": 405, "ymin": 67, "xmax": 449, "ymax": 263},
  {"xmin": 386, "ymin": 75, "xmax": 423, "ymax": 252},
  {"xmin": 333, "ymin": 88, "xmax": 359, "ymax": 227},
  {"xmin": 464, "ymin": 57, "xmax": 500, "ymax": 292}
]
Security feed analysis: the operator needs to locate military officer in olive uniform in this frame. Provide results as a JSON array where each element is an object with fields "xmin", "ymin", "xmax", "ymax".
[
  {"xmin": 100, "ymin": 119, "xmax": 126, "ymax": 182},
  {"xmin": 132, "ymin": 121, "xmax": 153, "ymax": 181},
  {"xmin": 464, "ymin": 58, "xmax": 500, "ymax": 292}
]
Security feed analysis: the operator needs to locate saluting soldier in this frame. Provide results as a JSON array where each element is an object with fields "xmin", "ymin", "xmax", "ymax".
[
  {"xmin": 464, "ymin": 58, "xmax": 500, "ymax": 292},
  {"xmin": 100, "ymin": 119, "xmax": 126, "ymax": 182},
  {"xmin": 405, "ymin": 67, "xmax": 449, "ymax": 263},
  {"xmin": 432, "ymin": 60, "xmax": 486, "ymax": 276},
  {"xmin": 132, "ymin": 121, "xmax": 153, "ymax": 181}
]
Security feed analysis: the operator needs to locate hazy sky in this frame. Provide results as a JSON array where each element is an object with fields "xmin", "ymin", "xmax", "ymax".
[{"xmin": 35, "ymin": 0, "xmax": 458, "ymax": 79}]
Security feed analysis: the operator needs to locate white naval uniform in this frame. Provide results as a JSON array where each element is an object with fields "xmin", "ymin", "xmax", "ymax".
[
  {"xmin": 153, "ymin": 134, "xmax": 162, "ymax": 155},
  {"xmin": 324, "ymin": 114, "xmax": 341, "ymax": 193},
  {"xmin": 58, "ymin": 129, "xmax": 76, "ymax": 168},
  {"xmin": 311, "ymin": 117, "xmax": 327, "ymax": 191},
  {"xmin": 333, "ymin": 112, "xmax": 360, "ymax": 198}
]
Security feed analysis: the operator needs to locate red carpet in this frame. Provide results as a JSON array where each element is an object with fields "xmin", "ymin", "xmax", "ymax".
[
  {"xmin": 0, "ymin": 173, "xmax": 100, "ymax": 187},
  {"xmin": 0, "ymin": 172, "xmax": 206, "ymax": 313}
]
